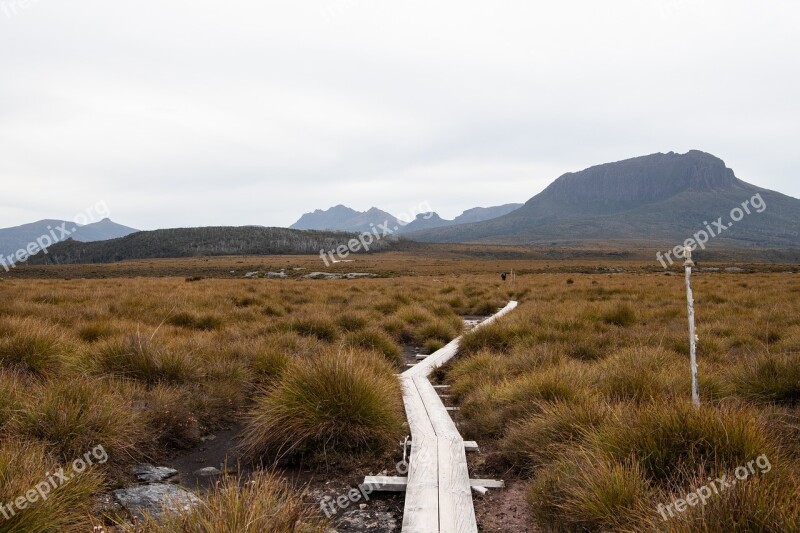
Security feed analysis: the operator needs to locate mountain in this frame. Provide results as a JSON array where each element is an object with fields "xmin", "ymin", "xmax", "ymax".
[
  {"xmin": 290, "ymin": 205, "xmax": 400, "ymax": 233},
  {"xmin": 408, "ymin": 151, "xmax": 800, "ymax": 248},
  {"xmin": 25, "ymin": 226, "xmax": 396, "ymax": 265},
  {"xmin": 0, "ymin": 218, "xmax": 138, "ymax": 260},
  {"xmin": 291, "ymin": 204, "xmax": 522, "ymax": 234},
  {"xmin": 452, "ymin": 204, "xmax": 522, "ymax": 224}
]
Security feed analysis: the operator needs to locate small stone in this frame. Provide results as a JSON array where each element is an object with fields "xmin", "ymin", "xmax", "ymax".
[
  {"xmin": 193, "ymin": 467, "xmax": 222, "ymax": 477},
  {"xmin": 132, "ymin": 465, "xmax": 178, "ymax": 483},
  {"xmin": 114, "ymin": 484, "xmax": 200, "ymax": 521}
]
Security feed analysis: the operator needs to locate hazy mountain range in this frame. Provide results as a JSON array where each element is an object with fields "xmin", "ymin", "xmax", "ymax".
[
  {"xmin": 0, "ymin": 218, "xmax": 138, "ymax": 261},
  {"xmin": 5, "ymin": 150, "xmax": 800, "ymax": 267},
  {"xmin": 407, "ymin": 151, "xmax": 800, "ymax": 248},
  {"xmin": 290, "ymin": 204, "xmax": 523, "ymax": 233}
]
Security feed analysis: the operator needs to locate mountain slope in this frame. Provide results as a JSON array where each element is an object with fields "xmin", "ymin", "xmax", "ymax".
[
  {"xmin": 0, "ymin": 218, "xmax": 138, "ymax": 259},
  {"xmin": 408, "ymin": 151, "xmax": 800, "ymax": 248},
  {"xmin": 452, "ymin": 204, "xmax": 522, "ymax": 224}
]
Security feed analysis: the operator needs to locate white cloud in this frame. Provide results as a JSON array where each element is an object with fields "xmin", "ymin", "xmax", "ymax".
[{"xmin": 1, "ymin": 0, "xmax": 798, "ymax": 230}]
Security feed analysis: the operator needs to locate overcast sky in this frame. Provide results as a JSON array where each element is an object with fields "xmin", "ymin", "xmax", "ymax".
[{"xmin": 1, "ymin": 0, "xmax": 798, "ymax": 230}]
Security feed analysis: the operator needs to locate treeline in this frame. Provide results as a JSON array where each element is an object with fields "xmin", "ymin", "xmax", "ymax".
[{"xmin": 27, "ymin": 226, "xmax": 397, "ymax": 265}]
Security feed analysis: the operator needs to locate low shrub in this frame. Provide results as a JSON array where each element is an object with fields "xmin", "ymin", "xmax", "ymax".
[{"xmin": 136, "ymin": 384, "xmax": 202, "ymax": 448}]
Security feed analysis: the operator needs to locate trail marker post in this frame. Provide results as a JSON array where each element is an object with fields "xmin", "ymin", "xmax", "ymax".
[{"xmin": 684, "ymin": 246, "xmax": 700, "ymax": 407}]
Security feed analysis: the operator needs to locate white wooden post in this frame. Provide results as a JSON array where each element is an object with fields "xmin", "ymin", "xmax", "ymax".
[{"xmin": 684, "ymin": 246, "xmax": 700, "ymax": 407}]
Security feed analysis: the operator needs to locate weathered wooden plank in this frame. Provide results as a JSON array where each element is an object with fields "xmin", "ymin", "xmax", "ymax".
[
  {"xmin": 364, "ymin": 477, "xmax": 505, "ymax": 492},
  {"xmin": 400, "ymin": 377, "xmax": 439, "ymax": 532},
  {"xmin": 437, "ymin": 435, "xmax": 477, "ymax": 533},
  {"xmin": 398, "ymin": 301, "xmax": 517, "ymax": 533},
  {"xmin": 404, "ymin": 440, "xmax": 478, "ymax": 452}
]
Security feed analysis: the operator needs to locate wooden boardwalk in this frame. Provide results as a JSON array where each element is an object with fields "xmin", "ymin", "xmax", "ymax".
[{"xmin": 399, "ymin": 301, "xmax": 518, "ymax": 533}]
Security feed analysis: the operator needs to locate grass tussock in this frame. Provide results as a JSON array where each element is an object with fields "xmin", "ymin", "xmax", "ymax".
[
  {"xmin": 529, "ymin": 450, "xmax": 652, "ymax": 532},
  {"xmin": 166, "ymin": 312, "xmax": 223, "ymax": 331},
  {"xmin": 240, "ymin": 350, "xmax": 404, "ymax": 463},
  {"xmin": 344, "ymin": 329, "xmax": 402, "ymax": 365},
  {"xmin": 600, "ymin": 302, "xmax": 637, "ymax": 327},
  {"xmin": 128, "ymin": 470, "xmax": 327, "ymax": 532},
  {"xmin": 0, "ymin": 439, "xmax": 103, "ymax": 533},
  {"xmin": 97, "ymin": 334, "xmax": 199, "ymax": 384},
  {"xmin": 14, "ymin": 377, "xmax": 145, "ymax": 463},
  {"xmin": 728, "ymin": 351, "xmax": 800, "ymax": 405},
  {"xmin": 0, "ymin": 319, "xmax": 66, "ymax": 376}
]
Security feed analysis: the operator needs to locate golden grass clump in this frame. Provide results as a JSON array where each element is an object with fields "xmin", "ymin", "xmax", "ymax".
[
  {"xmin": 127, "ymin": 470, "xmax": 327, "ymax": 533},
  {"xmin": 13, "ymin": 377, "xmax": 145, "ymax": 464},
  {"xmin": 727, "ymin": 351, "xmax": 800, "ymax": 405},
  {"xmin": 96, "ymin": 333, "xmax": 199, "ymax": 384},
  {"xmin": 0, "ymin": 319, "xmax": 67, "ymax": 376},
  {"xmin": 502, "ymin": 398, "xmax": 612, "ymax": 473},
  {"xmin": 590, "ymin": 401, "xmax": 778, "ymax": 485},
  {"xmin": 240, "ymin": 350, "xmax": 404, "ymax": 463},
  {"xmin": 344, "ymin": 329, "xmax": 402, "ymax": 365},
  {"xmin": 528, "ymin": 450, "xmax": 652, "ymax": 532},
  {"xmin": 0, "ymin": 438, "xmax": 104, "ymax": 533}
]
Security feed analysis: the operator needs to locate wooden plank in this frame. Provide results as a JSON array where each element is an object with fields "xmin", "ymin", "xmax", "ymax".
[
  {"xmin": 400, "ymin": 377, "xmax": 439, "ymax": 532},
  {"xmin": 364, "ymin": 477, "xmax": 505, "ymax": 492},
  {"xmin": 397, "ymin": 301, "xmax": 517, "ymax": 533},
  {"xmin": 404, "ymin": 440, "xmax": 478, "ymax": 452},
  {"xmin": 469, "ymin": 479, "xmax": 505, "ymax": 489},
  {"xmin": 437, "ymin": 435, "xmax": 477, "ymax": 533}
]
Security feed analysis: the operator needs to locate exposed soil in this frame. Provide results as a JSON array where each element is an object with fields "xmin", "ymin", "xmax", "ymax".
[{"xmin": 473, "ymin": 480, "xmax": 539, "ymax": 532}]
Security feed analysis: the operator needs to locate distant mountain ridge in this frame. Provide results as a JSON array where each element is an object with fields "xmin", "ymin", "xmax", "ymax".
[
  {"xmin": 290, "ymin": 203, "xmax": 522, "ymax": 233},
  {"xmin": 0, "ymin": 218, "xmax": 138, "ymax": 261},
  {"xmin": 26, "ymin": 226, "xmax": 396, "ymax": 265},
  {"xmin": 408, "ymin": 151, "xmax": 800, "ymax": 248}
]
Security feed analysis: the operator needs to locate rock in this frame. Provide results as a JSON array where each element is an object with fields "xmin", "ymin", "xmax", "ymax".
[
  {"xmin": 304, "ymin": 272, "xmax": 342, "ymax": 280},
  {"xmin": 114, "ymin": 484, "xmax": 200, "ymax": 521},
  {"xmin": 193, "ymin": 467, "xmax": 222, "ymax": 477},
  {"xmin": 344, "ymin": 273, "xmax": 377, "ymax": 279},
  {"xmin": 244, "ymin": 271, "xmax": 260, "ymax": 278},
  {"xmin": 725, "ymin": 267, "xmax": 745, "ymax": 273},
  {"xmin": 132, "ymin": 465, "xmax": 178, "ymax": 483},
  {"xmin": 266, "ymin": 272, "xmax": 288, "ymax": 279}
]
